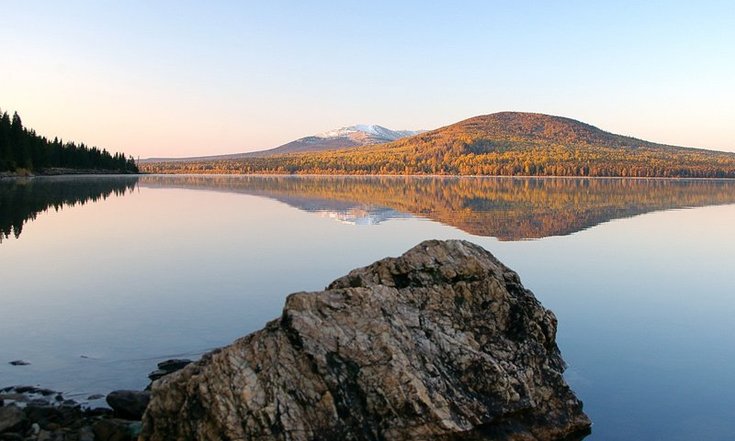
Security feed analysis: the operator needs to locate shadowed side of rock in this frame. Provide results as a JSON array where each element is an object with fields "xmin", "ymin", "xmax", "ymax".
[{"xmin": 140, "ymin": 240, "xmax": 591, "ymax": 441}]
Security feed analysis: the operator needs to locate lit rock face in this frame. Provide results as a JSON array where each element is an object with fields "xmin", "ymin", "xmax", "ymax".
[{"xmin": 140, "ymin": 240, "xmax": 591, "ymax": 441}]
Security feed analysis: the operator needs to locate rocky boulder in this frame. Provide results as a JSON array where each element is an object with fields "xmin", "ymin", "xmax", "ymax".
[
  {"xmin": 106, "ymin": 390, "xmax": 150, "ymax": 420},
  {"xmin": 141, "ymin": 240, "xmax": 591, "ymax": 441}
]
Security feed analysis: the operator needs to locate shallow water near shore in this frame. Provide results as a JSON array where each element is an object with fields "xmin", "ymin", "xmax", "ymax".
[{"xmin": 2, "ymin": 175, "xmax": 734, "ymax": 440}]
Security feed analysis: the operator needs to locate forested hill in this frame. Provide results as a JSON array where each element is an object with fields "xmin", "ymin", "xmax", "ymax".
[
  {"xmin": 143, "ymin": 112, "xmax": 735, "ymax": 178},
  {"xmin": 0, "ymin": 109, "xmax": 138, "ymax": 174}
]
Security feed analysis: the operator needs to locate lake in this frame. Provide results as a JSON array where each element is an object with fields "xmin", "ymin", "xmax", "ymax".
[{"xmin": 2, "ymin": 175, "xmax": 734, "ymax": 440}]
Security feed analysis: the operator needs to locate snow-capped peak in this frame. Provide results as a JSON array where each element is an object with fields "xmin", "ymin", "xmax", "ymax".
[{"xmin": 316, "ymin": 125, "xmax": 419, "ymax": 141}]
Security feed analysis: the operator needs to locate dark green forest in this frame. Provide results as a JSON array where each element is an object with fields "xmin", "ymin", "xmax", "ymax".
[{"xmin": 0, "ymin": 108, "xmax": 138, "ymax": 173}]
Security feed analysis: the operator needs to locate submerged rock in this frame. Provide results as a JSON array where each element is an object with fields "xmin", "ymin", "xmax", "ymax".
[{"xmin": 141, "ymin": 240, "xmax": 591, "ymax": 441}]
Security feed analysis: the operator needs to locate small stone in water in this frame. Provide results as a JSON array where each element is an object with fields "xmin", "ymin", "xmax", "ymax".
[{"xmin": 8, "ymin": 360, "xmax": 30, "ymax": 366}]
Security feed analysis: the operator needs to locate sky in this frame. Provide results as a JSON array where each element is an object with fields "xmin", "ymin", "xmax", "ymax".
[{"xmin": 1, "ymin": 1, "xmax": 734, "ymax": 158}]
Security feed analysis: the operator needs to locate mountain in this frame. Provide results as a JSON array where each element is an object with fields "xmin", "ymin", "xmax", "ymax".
[
  {"xmin": 142, "ymin": 112, "xmax": 735, "ymax": 178},
  {"xmin": 139, "ymin": 125, "xmax": 420, "ymax": 163},
  {"xmin": 255, "ymin": 124, "xmax": 421, "ymax": 156}
]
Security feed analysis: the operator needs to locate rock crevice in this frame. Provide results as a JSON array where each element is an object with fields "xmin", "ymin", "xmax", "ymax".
[{"xmin": 141, "ymin": 240, "xmax": 591, "ymax": 441}]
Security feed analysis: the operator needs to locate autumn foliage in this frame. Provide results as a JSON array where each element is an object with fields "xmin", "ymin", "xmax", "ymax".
[{"xmin": 142, "ymin": 112, "xmax": 735, "ymax": 178}]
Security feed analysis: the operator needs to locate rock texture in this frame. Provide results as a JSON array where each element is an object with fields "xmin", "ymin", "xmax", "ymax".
[
  {"xmin": 106, "ymin": 390, "xmax": 151, "ymax": 420},
  {"xmin": 141, "ymin": 240, "xmax": 591, "ymax": 441}
]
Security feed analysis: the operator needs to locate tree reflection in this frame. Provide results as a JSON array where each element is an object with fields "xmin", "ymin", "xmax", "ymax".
[
  {"xmin": 140, "ymin": 175, "xmax": 735, "ymax": 240},
  {"xmin": 0, "ymin": 176, "xmax": 139, "ymax": 242}
]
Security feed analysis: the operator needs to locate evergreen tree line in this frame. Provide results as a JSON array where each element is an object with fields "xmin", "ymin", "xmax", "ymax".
[{"xmin": 0, "ymin": 108, "xmax": 138, "ymax": 173}]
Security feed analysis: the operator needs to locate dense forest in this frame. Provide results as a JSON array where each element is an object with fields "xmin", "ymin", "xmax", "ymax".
[
  {"xmin": 0, "ymin": 108, "xmax": 138, "ymax": 173},
  {"xmin": 142, "ymin": 112, "xmax": 735, "ymax": 178}
]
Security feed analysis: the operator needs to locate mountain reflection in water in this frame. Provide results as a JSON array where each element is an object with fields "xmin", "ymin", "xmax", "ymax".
[
  {"xmin": 138, "ymin": 175, "xmax": 735, "ymax": 240},
  {"xmin": 3, "ymin": 175, "xmax": 735, "ymax": 242}
]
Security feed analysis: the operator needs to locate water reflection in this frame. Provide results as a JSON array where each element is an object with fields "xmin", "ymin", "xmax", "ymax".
[
  {"xmin": 3, "ymin": 175, "xmax": 735, "ymax": 243},
  {"xmin": 0, "ymin": 176, "xmax": 139, "ymax": 242},
  {"xmin": 2, "ymin": 174, "xmax": 735, "ymax": 440},
  {"xmin": 140, "ymin": 175, "xmax": 735, "ymax": 240}
]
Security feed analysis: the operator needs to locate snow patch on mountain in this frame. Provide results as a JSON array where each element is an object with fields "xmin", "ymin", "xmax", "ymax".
[{"xmin": 316, "ymin": 125, "xmax": 421, "ymax": 141}]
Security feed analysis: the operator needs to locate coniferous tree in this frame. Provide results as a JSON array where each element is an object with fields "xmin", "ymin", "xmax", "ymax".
[
  {"xmin": 0, "ymin": 108, "xmax": 139, "ymax": 173},
  {"xmin": 0, "ymin": 111, "xmax": 11, "ymax": 171},
  {"xmin": 10, "ymin": 112, "xmax": 32, "ymax": 169}
]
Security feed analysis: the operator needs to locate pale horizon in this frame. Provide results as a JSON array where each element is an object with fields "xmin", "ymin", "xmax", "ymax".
[{"xmin": 2, "ymin": 1, "xmax": 734, "ymax": 158}]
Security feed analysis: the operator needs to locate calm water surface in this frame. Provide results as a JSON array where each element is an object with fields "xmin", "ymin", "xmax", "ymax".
[{"xmin": 1, "ymin": 175, "xmax": 734, "ymax": 441}]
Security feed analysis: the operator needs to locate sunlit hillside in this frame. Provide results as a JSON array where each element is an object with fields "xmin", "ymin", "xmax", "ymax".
[{"xmin": 142, "ymin": 112, "xmax": 735, "ymax": 178}]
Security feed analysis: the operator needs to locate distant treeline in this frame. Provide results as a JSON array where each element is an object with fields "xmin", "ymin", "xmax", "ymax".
[
  {"xmin": 0, "ymin": 109, "xmax": 138, "ymax": 173},
  {"xmin": 141, "ymin": 144, "xmax": 735, "ymax": 178}
]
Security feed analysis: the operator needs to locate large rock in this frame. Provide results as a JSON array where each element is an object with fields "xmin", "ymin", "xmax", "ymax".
[
  {"xmin": 141, "ymin": 240, "xmax": 591, "ymax": 441},
  {"xmin": 106, "ymin": 390, "xmax": 150, "ymax": 420}
]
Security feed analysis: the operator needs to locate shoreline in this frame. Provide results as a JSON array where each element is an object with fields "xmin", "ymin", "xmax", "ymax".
[
  {"xmin": 144, "ymin": 172, "xmax": 735, "ymax": 181},
  {"xmin": 0, "ymin": 359, "xmax": 192, "ymax": 440},
  {"xmin": 0, "ymin": 169, "xmax": 142, "ymax": 179},
  {"xmin": 0, "ymin": 385, "xmax": 141, "ymax": 441},
  {"xmin": 5, "ymin": 170, "xmax": 733, "ymax": 181}
]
